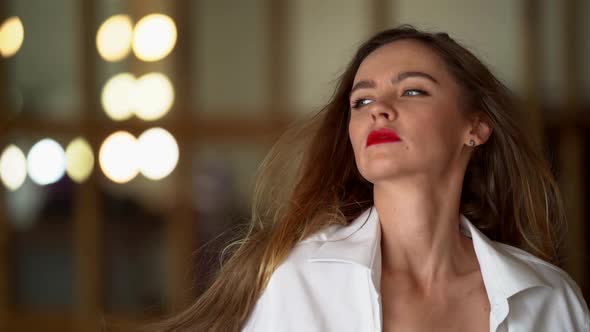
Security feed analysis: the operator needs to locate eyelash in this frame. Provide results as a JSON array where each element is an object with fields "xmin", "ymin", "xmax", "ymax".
[{"xmin": 350, "ymin": 89, "xmax": 429, "ymax": 109}]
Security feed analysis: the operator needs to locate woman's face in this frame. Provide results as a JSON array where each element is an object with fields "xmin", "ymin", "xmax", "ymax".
[{"xmin": 348, "ymin": 39, "xmax": 474, "ymax": 184}]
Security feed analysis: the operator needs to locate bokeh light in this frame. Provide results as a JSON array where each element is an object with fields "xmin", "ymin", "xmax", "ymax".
[
  {"xmin": 0, "ymin": 145, "xmax": 27, "ymax": 191},
  {"xmin": 101, "ymin": 72, "xmax": 136, "ymax": 121},
  {"xmin": 27, "ymin": 139, "xmax": 66, "ymax": 186},
  {"xmin": 96, "ymin": 14, "xmax": 133, "ymax": 62},
  {"xmin": 133, "ymin": 73, "xmax": 174, "ymax": 121},
  {"xmin": 99, "ymin": 131, "xmax": 138, "ymax": 183},
  {"xmin": 137, "ymin": 128, "xmax": 179, "ymax": 180},
  {"xmin": 65, "ymin": 137, "xmax": 94, "ymax": 183},
  {"xmin": 0, "ymin": 16, "xmax": 25, "ymax": 58},
  {"xmin": 5, "ymin": 180, "xmax": 44, "ymax": 230},
  {"xmin": 132, "ymin": 13, "xmax": 177, "ymax": 62}
]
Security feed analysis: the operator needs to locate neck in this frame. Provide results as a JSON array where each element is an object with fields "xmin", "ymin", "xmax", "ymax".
[{"xmin": 375, "ymin": 173, "xmax": 477, "ymax": 293}]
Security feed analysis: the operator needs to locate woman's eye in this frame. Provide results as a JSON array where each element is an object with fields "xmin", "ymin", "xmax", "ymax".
[
  {"xmin": 402, "ymin": 89, "xmax": 427, "ymax": 97},
  {"xmin": 351, "ymin": 98, "xmax": 373, "ymax": 109}
]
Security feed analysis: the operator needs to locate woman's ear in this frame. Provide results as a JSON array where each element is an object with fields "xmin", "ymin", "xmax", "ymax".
[{"xmin": 467, "ymin": 113, "xmax": 492, "ymax": 146}]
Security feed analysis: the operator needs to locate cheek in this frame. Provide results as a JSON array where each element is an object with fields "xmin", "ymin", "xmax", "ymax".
[
  {"xmin": 348, "ymin": 120, "xmax": 366, "ymax": 171},
  {"xmin": 417, "ymin": 104, "xmax": 467, "ymax": 143},
  {"xmin": 348, "ymin": 117, "xmax": 363, "ymax": 151}
]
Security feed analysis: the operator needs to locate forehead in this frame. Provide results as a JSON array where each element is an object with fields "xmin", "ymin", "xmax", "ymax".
[{"xmin": 354, "ymin": 39, "xmax": 450, "ymax": 83}]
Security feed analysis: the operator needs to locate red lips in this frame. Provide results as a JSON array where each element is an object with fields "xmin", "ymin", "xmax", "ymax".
[{"xmin": 366, "ymin": 128, "xmax": 401, "ymax": 147}]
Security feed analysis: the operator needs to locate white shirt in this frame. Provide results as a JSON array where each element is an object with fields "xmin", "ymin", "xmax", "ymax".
[{"xmin": 242, "ymin": 207, "xmax": 590, "ymax": 331}]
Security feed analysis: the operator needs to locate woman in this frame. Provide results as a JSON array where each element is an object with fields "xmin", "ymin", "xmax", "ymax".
[{"xmin": 154, "ymin": 26, "xmax": 589, "ymax": 331}]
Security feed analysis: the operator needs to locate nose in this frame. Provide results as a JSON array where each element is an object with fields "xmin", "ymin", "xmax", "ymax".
[{"xmin": 369, "ymin": 101, "xmax": 396, "ymax": 122}]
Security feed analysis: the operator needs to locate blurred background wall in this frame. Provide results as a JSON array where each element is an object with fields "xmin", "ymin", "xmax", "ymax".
[{"xmin": 0, "ymin": 0, "xmax": 588, "ymax": 331}]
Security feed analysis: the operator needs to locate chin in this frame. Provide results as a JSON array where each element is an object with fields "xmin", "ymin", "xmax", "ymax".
[{"xmin": 359, "ymin": 165, "xmax": 405, "ymax": 184}]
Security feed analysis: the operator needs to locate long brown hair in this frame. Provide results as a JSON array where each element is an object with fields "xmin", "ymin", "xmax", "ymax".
[{"xmin": 149, "ymin": 25, "xmax": 565, "ymax": 331}]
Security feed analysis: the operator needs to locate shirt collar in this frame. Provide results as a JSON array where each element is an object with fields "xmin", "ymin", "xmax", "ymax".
[
  {"xmin": 306, "ymin": 206, "xmax": 552, "ymax": 301},
  {"xmin": 304, "ymin": 207, "xmax": 382, "ymax": 289},
  {"xmin": 461, "ymin": 213, "xmax": 553, "ymax": 301}
]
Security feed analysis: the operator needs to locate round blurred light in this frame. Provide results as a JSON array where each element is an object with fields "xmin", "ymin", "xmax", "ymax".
[
  {"xmin": 132, "ymin": 14, "xmax": 177, "ymax": 62},
  {"xmin": 137, "ymin": 128, "xmax": 179, "ymax": 180},
  {"xmin": 96, "ymin": 14, "xmax": 133, "ymax": 62},
  {"xmin": 65, "ymin": 137, "xmax": 94, "ymax": 183},
  {"xmin": 133, "ymin": 72, "xmax": 174, "ymax": 121},
  {"xmin": 5, "ymin": 180, "xmax": 44, "ymax": 230},
  {"xmin": 0, "ymin": 16, "xmax": 24, "ymax": 58},
  {"xmin": 101, "ymin": 72, "xmax": 136, "ymax": 121},
  {"xmin": 99, "ymin": 131, "xmax": 138, "ymax": 183},
  {"xmin": 27, "ymin": 139, "xmax": 66, "ymax": 186},
  {"xmin": 0, "ymin": 144, "xmax": 27, "ymax": 191}
]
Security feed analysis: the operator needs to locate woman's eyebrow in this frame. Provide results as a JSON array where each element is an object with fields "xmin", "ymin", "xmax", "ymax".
[
  {"xmin": 350, "ymin": 80, "xmax": 375, "ymax": 95},
  {"xmin": 394, "ymin": 71, "xmax": 440, "ymax": 85},
  {"xmin": 350, "ymin": 71, "xmax": 440, "ymax": 96}
]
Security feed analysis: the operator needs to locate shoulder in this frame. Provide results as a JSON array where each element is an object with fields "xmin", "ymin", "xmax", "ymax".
[
  {"xmin": 262, "ymin": 239, "xmax": 363, "ymax": 293},
  {"xmin": 464, "ymin": 214, "xmax": 589, "ymax": 327},
  {"xmin": 499, "ymin": 242, "xmax": 583, "ymax": 293},
  {"xmin": 495, "ymin": 242, "xmax": 590, "ymax": 327},
  {"xmin": 242, "ymin": 240, "xmax": 375, "ymax": 332},
  {"xmin": 266, "ymin": 240, "xmax": 324, "ymax": 284},
  {"xmin": 241, "ymin": 243, "xmax": 317, "ymax": 331},
  {"xmin": 242, "ymin": 212, "xmax": 383, "ymax": 332}
]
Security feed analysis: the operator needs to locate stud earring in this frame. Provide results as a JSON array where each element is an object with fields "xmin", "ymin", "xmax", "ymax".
[{"xmin": 469, "ymin": 139, "xmax": 476, "ymax": 147}]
